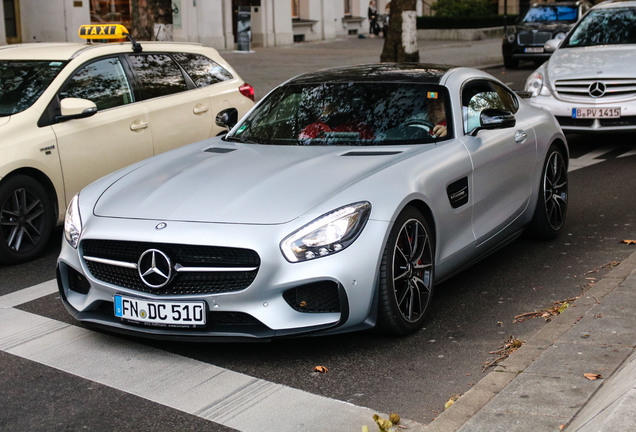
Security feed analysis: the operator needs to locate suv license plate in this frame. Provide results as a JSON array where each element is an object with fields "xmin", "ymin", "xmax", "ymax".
[
  {"xmin": 524, "ymin": 47, "xmax": 544, "ymax": 53},
  {"xmin": 114, "ymin": 295, "xmax": 206, "ymax": 327},
  {"xmin": 572, "ymin": 107, "xmax": 621, "ymax": 119}
]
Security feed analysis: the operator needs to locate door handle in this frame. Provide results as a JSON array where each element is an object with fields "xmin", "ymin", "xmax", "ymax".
[
  {"xmin": 193, "ymin": 104, "xmax": 209, "ymax": 114},
  {"xmin": 130, "ymin": 120, "xmax": 149, "ymax": 131},
  {"xmin": 514, "ymin": 130, "xmax": 528, "ymax": 143}
]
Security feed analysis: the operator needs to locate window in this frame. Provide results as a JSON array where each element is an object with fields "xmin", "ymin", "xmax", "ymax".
[
  {"xmin": 0, "ymin": 60, "xmax": 66, "ymax": 116},
  {"xmin": 173, "ymin": 53, "xmax": 233, "ymax": 87},
  {"xmin": 129, "ymin": 54, "xmax": 188, "ymax": 100},
  {"xmin": 462, "ymin": 81, "xmax": 518, "ymax": 135},
  {"xmin": 60, "ymin": 57, "xmax": 132, "ymax": 111},
  {"xmin": 291, "ymin": 0, "xmax": 299, "ymax": 19},
  {"xmin": 344, "ymin": 0, "xmax": 352, "ymax": 16}
]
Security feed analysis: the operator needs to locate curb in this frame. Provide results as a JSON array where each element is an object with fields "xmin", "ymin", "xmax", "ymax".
[{"xmin": 425, "ymin": 249, "xmax": 636, "ymax": 431}]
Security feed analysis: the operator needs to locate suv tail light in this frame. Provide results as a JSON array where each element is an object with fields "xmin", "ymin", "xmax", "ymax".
[{"xmin": 239, "ymin": 83, "xmax": 255, "ymax": 101}]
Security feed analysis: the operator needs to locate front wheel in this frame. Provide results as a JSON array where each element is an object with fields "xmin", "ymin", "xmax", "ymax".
[
  {"xmin": 528, "ymin": 145, "xmax": 568, "ymax": 239},
  {"xmin": 377, "ymin": 207, "xmax": 434, "ymax": 335},
  {"xmin": 0, "ymin": 175, "xmax": 55, "ymax": 264}
]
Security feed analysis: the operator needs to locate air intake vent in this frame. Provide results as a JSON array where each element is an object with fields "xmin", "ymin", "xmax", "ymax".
[
  {"xmin": 341, "ymin": 151, "xmax": 402, "ymax": 156},
  {"xmin": 205, "ymin": 147, "xmax": 236, "ymax": 154}
]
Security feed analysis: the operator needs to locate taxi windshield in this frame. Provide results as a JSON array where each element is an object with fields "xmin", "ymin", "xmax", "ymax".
[
  {"xmin": 226, "ymin": 82, "xmax": 452, "ymax": 146},
  {"xmin": 0, "ymin": 60, "xmax": 67, "ymax": 116}
]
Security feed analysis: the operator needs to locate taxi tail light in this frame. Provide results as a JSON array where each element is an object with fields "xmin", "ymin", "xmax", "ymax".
[{"xmin": 239, "ymin": 83, "xmax": 255, "ymax": 101}]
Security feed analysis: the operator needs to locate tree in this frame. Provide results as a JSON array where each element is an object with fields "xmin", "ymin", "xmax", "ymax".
[
  {"xmin": 130, "ymin": 0, "xmax": 172, "ymax": 41},
  {"xmin": 381, "ymin": 0, "xmax": 419, "ymax": 63},
  {"xmin": 432, "ymin": 0, "xmax": 496, "ymax": 18}
]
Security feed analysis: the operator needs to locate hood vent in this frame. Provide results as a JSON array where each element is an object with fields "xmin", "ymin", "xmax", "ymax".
[
  {"xmin": 341, "ymin": 150, "xmax": 403, "ymax": 157},
  {"xmin": 205, "ymin": 147, "xmax": 236, "ymax": 154}
]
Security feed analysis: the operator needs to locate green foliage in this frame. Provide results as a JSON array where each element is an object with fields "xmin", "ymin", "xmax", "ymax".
[
  {"xmin": 416, "ymin": 14, "xmax": 518, "ymax": 29},
  {"xmin": 432, "ymin": 0, "xmax": 497, "ymax": 18}
]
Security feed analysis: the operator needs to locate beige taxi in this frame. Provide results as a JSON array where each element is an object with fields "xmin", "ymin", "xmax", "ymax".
[{"xmin": 0, "ymin": 25, "xmax": 254, "ymax": 263}]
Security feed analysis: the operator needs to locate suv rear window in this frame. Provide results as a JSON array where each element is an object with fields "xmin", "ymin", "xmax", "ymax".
[{"xmin": 129, "ymin": 54, "xmax": 188, "ymax": 100}]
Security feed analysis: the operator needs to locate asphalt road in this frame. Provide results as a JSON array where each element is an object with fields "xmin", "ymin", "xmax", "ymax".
[{"xmin": 1, "ymin": 63, "xmax": 635, "ymax": 430}]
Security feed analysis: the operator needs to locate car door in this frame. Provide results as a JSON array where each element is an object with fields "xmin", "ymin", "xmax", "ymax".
[
  {"xmin": 51, "ymin": 56, "xmax": 153, "ymax": 204},
  {"xmin": 126, "ymin": 53, "xmax": 214, "ymax": 155},
  {"xmin": 459, "ymin": 80, "xmax": 537, "ymax": 245}
]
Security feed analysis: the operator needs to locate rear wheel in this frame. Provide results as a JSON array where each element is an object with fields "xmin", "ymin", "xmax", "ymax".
[
  {"xmin": 528, "ymin": 145, "xmax": 568, "ymax": 239},
  {"xmin": 0, "ymin": 175, "xmax": 54, "ymax": 264},
  {"xmin": 377, "ymin": 207, "xmax": 434, "ymax": 335}
]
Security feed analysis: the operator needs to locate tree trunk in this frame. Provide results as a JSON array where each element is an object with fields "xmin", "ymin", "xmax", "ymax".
[
  {"xmin": 131, "ymin": 0, "xmax": 172, "ymax": 41},
  {"xmin": 380, "ymin": 0, "xmax": 419, "ymax": 63}
]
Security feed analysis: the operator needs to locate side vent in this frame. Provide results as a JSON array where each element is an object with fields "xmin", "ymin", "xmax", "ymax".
[
  {"xmin": 341, "ymin": 151, "xmax": 403, "ymax": 156},
  {"xmin": 447, "ymin": 177, "xmax": 469, "ymax": 209},
  {"xmin": 205, "ymin": 147, "xmax": 236, "ymax": 154}
]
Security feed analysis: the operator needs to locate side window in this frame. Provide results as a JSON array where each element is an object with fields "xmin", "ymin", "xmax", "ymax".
[
  {"xmin": 462, "ymin": 80, "xmax": 518, "ymax": 135},
  {"xmin": 60, "ymin": 57, "xmax": 133, "ymax": 111},
  {"xmin": 173, "ymin": 53, "xmax": 233, "ymax": 87},
  {"xmin": 129, "ymin": 54, "xmax": 188, "ymax": 100}
]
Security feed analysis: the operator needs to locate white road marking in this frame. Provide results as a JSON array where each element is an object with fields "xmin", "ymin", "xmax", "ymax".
[
  {"xmin": 0, "ymin": 282, "xmax": 424, "ymax": 432},
  {"xmin": 618, "ymin": 148, "xmax": 636, "ymax": 159},
  {"xmin": 568, "ymin": 146, "xmax": 615, "ymax": 172}
]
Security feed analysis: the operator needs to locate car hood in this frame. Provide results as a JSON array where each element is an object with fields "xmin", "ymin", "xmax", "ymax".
[
  {"xmin": 0, "ymin": 116, "xmax": 9, "ymax": 127},
  {"xmin": 547, "ymin": 45, "xmax": 636, "ymax": 81},
  {"xmin": 93, "ymin": 142, "xmax": 417, "ymax": 224},
  {"xmin": 515, "ymin": 22, "xmax": 573, "ymax": 33}
]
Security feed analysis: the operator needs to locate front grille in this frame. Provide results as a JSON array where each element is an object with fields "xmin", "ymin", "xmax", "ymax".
[
  {"xmin": 82, "ymin": 239, "xmax": 260, "ymax": 295},
  {"xmin": 555, "ymin": 116, "xmax": 594, "ymax": 127},
  {"xmin": 555, "ymin": 116, "xmax": 636, "ymax": 128},
  {"xmin": 517, "ymin": 31, "xmax": 552, "ymax": 46},
  {"xmin": 283, "ymin": 281, "xmax": 341, "ymax": 313},
  {"xmin": 555, "ymin": 78, "xmax": 636, "ymax": 99}
]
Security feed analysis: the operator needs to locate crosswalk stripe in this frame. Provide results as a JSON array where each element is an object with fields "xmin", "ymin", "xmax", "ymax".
[{"xmin": 0, "ymin": 284, "xmax": 423, "ymax": 432}]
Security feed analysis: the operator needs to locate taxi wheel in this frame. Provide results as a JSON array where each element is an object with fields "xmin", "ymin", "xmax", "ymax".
[
  {"xmin": 528, "ymin": 145, "xmax": 568, "ymax": 239},
  {"xmin": 377, "ymin": 206, "xmax": 434, "ymax": 335},
  {"xmin": 0, "ymin": 175, "xmax": 54, "ymax": 264}
]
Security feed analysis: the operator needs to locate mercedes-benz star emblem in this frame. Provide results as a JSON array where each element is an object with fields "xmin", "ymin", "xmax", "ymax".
[
  {"xmin": 588, "ymin": 82, "xmax": 606, "ymax": 98},
  {"xmin": 138, "ymin": 249, "xmax": 172, "ymax": 288}
]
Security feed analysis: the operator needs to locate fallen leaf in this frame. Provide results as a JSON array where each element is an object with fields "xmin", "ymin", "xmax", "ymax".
[
  {"xmin": 622, "ymin": 240, "xmax": 636, "ymax": 245},
  {"xmin": 313, "ymin": 365, "xmax": 328, "ymax": 373},
  {"xmin": 584, "ymin": 373, "xmax": 602, "ymax": 380},
  {"xmin": 444, "ymin": 394, "xmax": 461, "ymax": 410}
]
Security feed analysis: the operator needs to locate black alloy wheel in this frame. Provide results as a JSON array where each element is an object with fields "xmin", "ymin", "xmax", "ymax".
[
  {"xmin": 529, "ymin": 145, "xmax": 568, "ymax": 239},
  {"xmin": 377, "ymin": 206, "xmax": 434, "ymax": 335},
  {"xmin": 0, "ymin": 175, "xmax": 54, "ymax": 264}
]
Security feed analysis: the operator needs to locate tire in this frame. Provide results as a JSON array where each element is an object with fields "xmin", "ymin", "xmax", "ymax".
[
  {"xmin": 528, "ymin": 145, "xmax": 568, "ymax": 239},
  {"xmin": 503, "ymin": 55, "xmax": 518, "ymax": 69},
  {"xmin": 0, "ymin": 175, "xmax": 55, "ymax": 264},
  {"xmin": 377, "ymin": 206, "xmax": 434, "ymax": 335}
]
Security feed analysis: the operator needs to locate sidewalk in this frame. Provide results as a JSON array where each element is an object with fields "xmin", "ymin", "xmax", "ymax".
[{"xmin": 221, "ymin": 36, "xmax": 636, "ymax": 432}]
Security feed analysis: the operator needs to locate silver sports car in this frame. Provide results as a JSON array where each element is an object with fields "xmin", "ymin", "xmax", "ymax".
[{"xmin": 57, "ymin": 64, "xmax": 569, "ymax": 340}]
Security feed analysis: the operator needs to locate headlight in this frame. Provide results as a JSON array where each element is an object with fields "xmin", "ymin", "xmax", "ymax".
[
  {"xmin": 524, "ymin": 68, "xmax": 552, "ymax": 97},
  {"xmin": 64, "ymin": 194, "xmax": 82, "ymax": 249},
  {"xmin": 554, "ymin": 32, "xmax": 566, "ymax": 40},
  {"xmin": 280, "ymin": 202, "xmax": 371, "ymax": 262}
]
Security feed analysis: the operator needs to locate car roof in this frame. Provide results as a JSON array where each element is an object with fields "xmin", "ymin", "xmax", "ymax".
[
  {"xmin": 592, "ymin": 0, "xmax": 636, "ymax": 9},
  {"xmin": 0, "ymin": 41, "xmax": 208, "ymax": 61},
  {"xmin": 285, "ymin": 63, "xmax": 454, "ymax": 85}
]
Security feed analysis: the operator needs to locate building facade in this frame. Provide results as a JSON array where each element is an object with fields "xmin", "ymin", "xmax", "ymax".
[{"xmin": 1, "ymin": 0, "xmax": 401, "ymax": 48}]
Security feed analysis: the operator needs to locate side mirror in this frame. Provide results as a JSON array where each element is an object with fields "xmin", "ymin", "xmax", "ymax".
[
  {"xmin": 215, "ymin": 108, "xmax": 238, "ymax": 131},
  {"xmin": 544, "ymin": 38, "xmax": 562, "ymax": 53},
  {"xmin": 471, "ymin": 109, "xmax": 516, "ymax": 136},
  {"xmin": 56, "ymin": 98, "xmax": 97, "ymax": 123}
]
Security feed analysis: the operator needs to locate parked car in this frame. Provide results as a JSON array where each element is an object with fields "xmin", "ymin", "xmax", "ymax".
[
  {"xmin": 0, "ymin": 24, "xmax": 254, "ymax": 264},
  {"xmin": 57, "ymin": 63, "xmax": 569, "ymax": 341},
  {"xmin": 524, "ymin": 0, "xmax": 636, "ymax": 132},
  {"xmin": 502, "ymin": 0, "xmax": 592, "ymax": 68}
]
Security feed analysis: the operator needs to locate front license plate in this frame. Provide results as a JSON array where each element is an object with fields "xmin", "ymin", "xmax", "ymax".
[
  {"xmin": 572, "ymin": 107, "xmax": 621, "ymax": 118},
  {"xmin": 114, "ymin": 295, "xmax": 206, "ymax": 327},
  {"xmin": 524, "ymin": 47, "xmax": 544, "ymax": 53}
]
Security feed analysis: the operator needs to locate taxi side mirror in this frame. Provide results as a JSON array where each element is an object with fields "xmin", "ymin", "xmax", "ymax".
[
  {"xmin": 56, "ymin": 98, "xmax": 98, "ymax": 123},
  {"xmin": 215, "ymin": 108, "xmax": 238, "ymax": 131}
]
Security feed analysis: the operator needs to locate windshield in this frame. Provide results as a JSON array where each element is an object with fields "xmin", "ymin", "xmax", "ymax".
[
  {"xmin": 522, "ymin": 6, "xmax": 577, "ymax": 23},
  {"xmin": 226, "ymin": 82, "xmax": 452, "ymax": 146},
  {"xmin": 563, "ymin": 8, "xmax": 636, "ymax": 47},
  {"xmin": 0, "ymin": 60, "xmax": 67, "ymax": 117}
]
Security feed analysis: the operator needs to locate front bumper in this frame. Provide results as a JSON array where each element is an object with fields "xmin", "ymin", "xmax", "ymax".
[
  {"xmin": 528, "ymin": 95, "xmax": 636, "ymax": 132},
  {"xmin": 57, "ymin": 216, "xmax": 391, "ymax": 341}
]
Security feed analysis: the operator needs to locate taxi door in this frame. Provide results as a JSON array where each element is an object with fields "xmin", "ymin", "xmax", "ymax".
[
  {"xmin": 126, "ymin": 53, "xmax": 214, "ymax": 155},
  {"xmin": 51, "ymin": 56, "xmax": 153, "ymax": 202}
]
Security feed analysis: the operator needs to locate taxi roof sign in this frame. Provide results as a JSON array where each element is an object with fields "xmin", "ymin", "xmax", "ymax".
[{"xmin": 79, "ymin": 24, "xmax": 129, "ymax": 40}]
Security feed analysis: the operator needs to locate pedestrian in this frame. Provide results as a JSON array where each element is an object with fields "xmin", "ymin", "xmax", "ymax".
[{"xmin": 368, "ymin": 1, "xmax": 378, "ymax": 35}]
